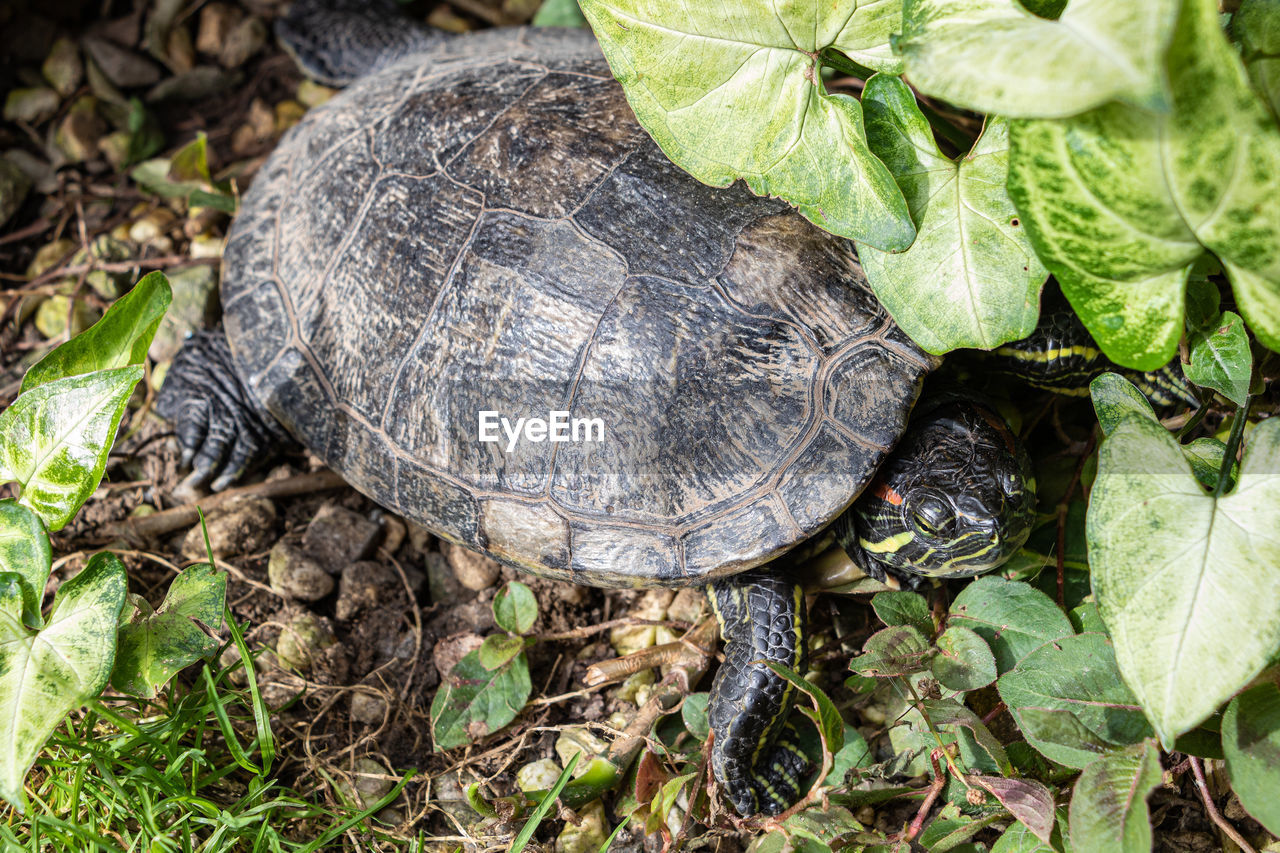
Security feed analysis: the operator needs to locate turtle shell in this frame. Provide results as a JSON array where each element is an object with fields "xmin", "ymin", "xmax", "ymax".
[{"xmin": 221, "ymin": 26, "xmax": 936, "ymax": 588}]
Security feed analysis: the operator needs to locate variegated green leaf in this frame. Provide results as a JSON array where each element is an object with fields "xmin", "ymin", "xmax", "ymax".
[
  {"xmin": 0, "ymin": 366, "xmax": 144, "ymax": 530},
  {"xmin": 0, "ymin": 500, "xmax": 49, "ymax": 628}
]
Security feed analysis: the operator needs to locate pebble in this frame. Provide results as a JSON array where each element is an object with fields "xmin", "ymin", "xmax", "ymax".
[
  {"xmin": 74, "ymin": 235, "xmax": 133, "ymax": 300},
  {"xmin": 555, "ymin": 728, "xmax": 609, "ymax": 778},
  {"xmin": 166, "ymin": 26, "xmax": 196, "ymax": 73},
  {"xmin": 196, "ymin": 3, "xmax": 240, "ymax": 56},
  {"xmin": 268, "ymin": 541, "xmax": 334, "ymax": 601},
  {"xmin": 128, "ymin": 207, "xmax": 177, "ymax": 243},
  {"xmin": 610, "ymin": 589, "xmax": 675, "ymax": 657},
  {"xmin": 425, "ymin": 550, "xmax": 465, "ymax": 605},
  {"xmin": 180, "ymin": 495, "xmax": 277, "ymax": 560},
  {"xmin": 296, "ymin": 79, "xmax": 337, "ymax": 108},
  {"xmin": 556, "ymin": 800, "xmax": 608, "ymax": 853},
  {"xmin": 146, "ymin": 67, "xmax": 239, "ymax": 103},
  {"xmin": 275, "ymin": 611, "xmax": 336, "ymax": 672},
  {"xmin": 218, "ymin": 16, "xmax": 268, "ymax": 68},
  {"xmin": 380, "ymin": 515, "xmax": 407, "ymax": 554},
  {"xmin": 148, "ymin": 263, "xmax": 219, "ymax": 361},
  {"xmin": 517, "ymin": 758, "xmax": 562, "ymax": 792},
  {"xmin": 55, "ymin": 96, "xmax": 106, "ymax": 163},
  {"xmin": 302, "ymin": 503, "xmax": 382, "ymax": 573},
  {"xmin": 441, "ymin": 540, "xmax": 500, "ymax": 591},
  {"xmin": 351, "ymin": 757, "xmax": 394, "ymax": 807},
  {"xmin": 335, "ymin": 560, "xmax": 396, "ymax": 620},
  {"xmin": 35, "ymin": 292, "xmax": 100, "ymax": 338},
  {"xmin": 349, "ymin": 692, "xmax": 387, "ymax": 725},
  {"xmin": 81, "ymin": 36, "xmax": 163, "ymax": 88},
  {"xmin": 42, "ymin": 37, "xmax": 82, "ymax": 98},
  {"xmin": 432, "ymin": 633, "xmax": 484, "ymax": 680},
  {"xmin": 4, "ymin": 87, "xmax": 60, "ymax": 124}
]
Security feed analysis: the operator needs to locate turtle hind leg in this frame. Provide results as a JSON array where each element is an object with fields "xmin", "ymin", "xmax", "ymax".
[
  {"xmin": 276, "ymin": 0, "xmax": 449, "ymax": 86},
  {"xmin": 706, "ymin": 570, "xmax": 810, "ymax": 815},
  {"xmin": 156, "ymin": 329, "xmax": 293, "ymax": 492}
]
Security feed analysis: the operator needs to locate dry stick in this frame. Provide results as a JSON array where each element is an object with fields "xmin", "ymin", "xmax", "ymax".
[
  {"xmin": 1189, "ymin": 757, "xmax": 1257, "ymax": 853},
  {"xmin": 537, "ymin": 617, "xmax": 692, "ymax": 642},
  {"xmin": 114, "ymin": 469, "xmax": 347, "ymax": 540}
]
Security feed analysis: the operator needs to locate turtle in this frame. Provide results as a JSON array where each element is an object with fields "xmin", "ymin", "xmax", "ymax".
[{"xmin": 156, "ymin": 0, "xmax": 1043, "ymax": 816}]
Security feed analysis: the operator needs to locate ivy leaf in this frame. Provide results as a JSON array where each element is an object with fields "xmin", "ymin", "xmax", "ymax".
[
  {"xmin": 931, "ymin": 625, "xmax": 997, "ymax": 692},
  {"xmin": 578, "ymin": 0, "xmax": 915, "ymax": 249},
  {"xmin": 857, "ymin": 75, "xmax": 1046, "ymax": 353},
  {"xmin": 948, "ymin": 577, "xmax": 1073, "ymax": 673},
  {"xmin": 0, "ymin": 366, "xmax": 144, "ymax": 530},
  {"xmin": 1008, "ymin": 0, "xmax": 1280, "ymax": 369},
  {"xmin": 1068, "ymin": 740, "xmax": 1162, "ymax": 853},
  {"xmin": 430, "ymin": 648, "xmax": 531, "ymax": 751},
  {"xmin": 870, "ymin": 589, "xmax": 932, "ymax": 635},
  {"xmin": 111, "ymin": 563, "xmax": 226, "ymax": 698},
  {"xmin": 1088, "ymin": 415, "xmax": 1280, "ymax": 746},
  {"xmin": 1221, "ymin": 683, "xmax": 1280, "ymax": 834},
  {"xmin": 0, "ymin": 552, "xmax": 127, "ymax": 812},
  {"xmin": 998, "ymin": 633, "xmax": 1153, "ymax": 768},
  {"xmin": 0, "ymin": 500, "xmax": 49, "ymax": 628},
  {"xmin": 492, "ymin": 580, "xmax": 537, "ymax": 636},
  {"xmin": 22, "ymin": 272, "xmax": 170, "ymax": 392},
  {"xmin": 897, "ymin": 0, "xmax": 1178, "ymax": 118},
  {"xmin": 1184, "ymin": 310, "xmax": 1252, "ymax": 407}
]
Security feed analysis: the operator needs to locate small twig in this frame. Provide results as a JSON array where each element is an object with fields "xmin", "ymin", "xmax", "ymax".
[
  {"xmin": 114, "ymin": 470, "xmax": 347, "ymax": 539},
  {"xmin": 536, "ymin": 616, "xmax": 692, "ymax": 642},
  {"xmin": 583, "ymin": 627, "xmax": 714, "ymax": 686},
  {"xmin": 980, "ymin": 701, "xmax": 1006, "ymax": 726},
  {"xmin": 904, "ymin": 749, "xmax": 948, "ymax": 842},
  {"xmin": 1190, "ymin": 757, "xmax": 1257, "ymax": 853}
]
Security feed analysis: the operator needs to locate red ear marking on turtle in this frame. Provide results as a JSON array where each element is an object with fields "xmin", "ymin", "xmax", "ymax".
[{"xmin": 873, "ymin": 480, "xmax": 903, "ymax": 506}]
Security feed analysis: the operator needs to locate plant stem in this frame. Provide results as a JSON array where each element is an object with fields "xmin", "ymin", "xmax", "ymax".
[
  {"xmin": 1189, "ymin": 757, "xmax": 1257, "ymax": 853},
  {"xmin": 1213, "ymin": 397, "xmax": 1251, "ymax": 498},
  {"xmin": 1176, "ymin": 401, "xmax": 1209, "ymax": 440}
]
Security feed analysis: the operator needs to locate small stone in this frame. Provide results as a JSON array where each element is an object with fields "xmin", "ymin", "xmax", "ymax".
[
  {"xmin": 196, "ymin": 3, "xmax": 241, "ymax": 55},
  {"xmin": 4, "ymin": 87, "xmax": 60, "ymax": 124},
  {"xmin": 667, "ymin": 587, "xmax": 707, "ymax": 625},
  {"xmin": 260, "ymin": 681, "xmax": 299, "ymax": 710},
  {"xmin": 517, "ymin": 758, "xmax": 562, "ymax": 792},
  {"xmin": 81, "ymin": 36, "xmax": 163, "ymax": 88},
  {"xmin": 555, "ymin": 728, "xmax": 609, "ymax": 778},
  {"xmin": 302, "ymin": 503, "xmax": 382, "ymax": 573},
  {"xmin": 146, "ymin": 67, "xmax": 239, "ymax": 103},
  {"xmin": 6, "ymin": 149, "xmax": 56, "ymax": 195},
  {"xmin": 84, "ymin": 55, "xmax": 127, "ymax": 105},
  {"xmin": 296, "ymin": 79, "xmax": 337, "ymax": 109},
  {"xmin": 166, "ymin": 26, "xmax": 196, "ymax": 73},
  {"xmin": 610, "ymin": 589, "xmax": 674, "ymax": 657},
  {"xmin": 352, "ymin": 757, "xmax": 394, "ymax": 807},
  {"xmin": 425, "ymin": 551, "xmax": 465, "ymax": 604},
  {"xmin": 42, "ymin": 37, "xmax": 83, "ymax": 98},
  {"xmin": 230, "ymin": 97, "xmax": 275, "ymax": 157},
  {"xmin": 218, "ymin": 16, "xmax": 268, "ymax": 68},
  {"xmin": 275, "ymin": 611, "xmax": 336, "ymax": 672},
  {"xmin": 96, "ymin": 130, "xmax": 133, "ymax": 172},
  {"xmin": 407, "ymin": 522, "xmax": 433, "ymax": 552},
  {"xmin": 442, "ymin": 540, "xmax": 500, "ymax": 591},
  {"xmin": 350, "ymin": 692, "xmax": 387, "ymax": 725},
  {"xmin": 181, "ymin": 495, "xmax": 277, "ymax": 560},
  {"xmin": 268, "ymin": 541, "xmax": 334, "ymax": 601},
  {"xmin": 274, "ymin": 99, "xmax": 306, "ymax": 134},
  {"xmin": 0, "ymin": 158, "xmax": 31, "ymax": 229},
  {"xmin": 426, "ymin": 6, "xmax": 472, "ymax": 33},
  {"xmin": 128, "ymin": 207, "xmax": 177, "ymax": 243},
  {"xmin": 188, "ymin": 234, "xmax": 224, "ymax": 259},
  {"xmin": 616, "ymin": 668, "xmax": 655, "ymax": 706},
  {"xmin": 55, "ymin": 95, "xmax": 106, "ymax": 163},
  {"xmin": 381, "ymin": 515, "xmax": 407, "ymax": 554},
  {"xmin": 433, "ymin": 633, "xmax": 484, "ymax": 680},
  {"xmin": 74, "ymin": 235, "xmax": 133, "ymax": 300},
  {"xmin": 26, "ymin": 238, "xmax": 78, "ymax": 279},
  {"xmin": 556, "ymin": 800, "xmax": 608, "ymax": 853},
  {"xmin": 35, "ymin": 293, "xmax": 100, "ymax": 338},
  {"xmin": 335, "ymin": 560, "xmax": 397, "ymax": 620},
  {"xmin": 148, "ymin": 263, "xmax": 220, "ymax": 361}
]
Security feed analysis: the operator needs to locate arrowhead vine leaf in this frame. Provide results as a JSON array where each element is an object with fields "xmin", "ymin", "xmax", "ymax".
[
  {"xmin": 1087, "ymin": 415, "xmax": 1280, "ymax": 746},
  {"xmin": 858, "ymin": 75, "xmax": 1046, "ymax": 353},
  {"xmin": 578, "ymin": 0, "xmax": 915, "ymax": 250},
  {"xmin": 0, "ymin": 552, "xmax": 127, "ymax": 811},
  {"xmin": 0, "ymin": 500, "xmax": 50, "ymax": 628},
  {"xmin": 897, "ymin": 0, "xmax": 1179, "ymax": 118},
  {"xmin": 1008, "ymin": 0, "xmax": 1280, "ymax": 369}
]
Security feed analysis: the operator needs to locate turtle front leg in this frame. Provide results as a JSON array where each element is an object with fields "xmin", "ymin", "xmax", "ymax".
[
  {"xmin": 706, "ymin": 570, "xmax": 809, "ymax": 816},
  {"xmin": 156, "ymin": 330, "xmax": 293, "ymax": 491}
]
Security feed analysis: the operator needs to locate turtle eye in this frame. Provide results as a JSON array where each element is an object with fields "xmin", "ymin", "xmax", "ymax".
[
  {"xmin": 913, "ymin": 495, "xmax": 954, "ymax": 537},
  {"xmin": 998, "ymin": 470, "xmax": 1020, "ymax": 497}
]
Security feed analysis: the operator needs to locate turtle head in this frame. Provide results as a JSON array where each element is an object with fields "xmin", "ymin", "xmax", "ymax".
[
  {"xmin": 276, "ymin": 0, "xmax": 446, "ymax": 86},
  {"xmin": 837, "ymin": 400, "xmax": 1036, "ymax": 585}
]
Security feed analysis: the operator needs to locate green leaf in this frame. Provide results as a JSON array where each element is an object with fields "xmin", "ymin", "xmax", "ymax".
[
  {"xmin": 897, "ymin": 0, "xmax": 1178, "ymax": 118},
  {"xmin": 493, "ymin": 580, "xmax": 537, "ymax": 635},
  {"xmin": 681, "ymin": 692, "xmax": 709, "ymax": 741},
  {"xmin": 0, "ymin": 500, "xmax": 49, "ymax": 628},
  {"xmin": 857, "ymin": 76, "xmax": 1046, "ymax": 353},
  {"xmin": 919, "ymin": 698, "xmax": 1012, "ymax": 776},
  {"xmin": 763, "ymin": 661, "xmax": 844, "ymax": 755},
  {"xmin": 998, "ymin": 633, "xmax": 1153, "ymax": 768},
  {"xmin": 932, "ymin": 626, "xmax": 998, "ymax": 692},
  {"xmin": 531, "ymin": 0, "xmax": 586, "ymax": 27},
  {"xmin": 0, "ymin": 366, "xmax": 144, "ymax": 530},
  {"xmin": 1182, "ymin": 437, "xmax": 1237, "ymax": 491},
  {"xmin": 992, "ymin": 811, "xmax": 1071, "ymax": 853},
  {"xmin": 851, "ymin": 624, "xmax": 932, "ymax": 676},
  {"xmin": 948, "ymin": 577, "xmax": 1074, "ymax": 673},
  {"xmin": 22, "ymin": 272, "xmax": 171, "ymax": 392},
  {"xmin": 0, "ymin": 551, "xmax": 127, "ymax": 811},
  {"xmin": 511, "ymin": 753, "xmax": 578, "ymax": 853},
  {"xmin": 1091, "ymin": 372, "xmax": 1158, "ymax": 436},
  {"xmin": 578, "ymin": 0, "xmax": 915, "ymax": 249},
  {"xmin": 1221, "ymin": 683, "xmax": 1280, "ymax": 835},
  {"xmin": 1015, "ymin": 707, "xmax": 1114, "ymax": 764},
  {"xmin": 969, "ymin": 776, "xmax": 1056, "ymax": 847},
  {"xmin": 918, "ymin": 801, "xmax": 1005, "ymax": 851},
  {"xmin": 430, "ymin": 649, "xmax": 531, "ymax": 751},
  {"xmin": 110, "ymin": 563, "xmax": 226, "ymax": 698},
  {"xmin": 168, "ymin": 132, "xmax": 211, "ymax": 184},
  {"xmin": 1067, "ymin": 740, "xmax": 1162, "ymax": 853},
  {"xmin": 1184, "ymin": 310, "xmax": 1252, "ymax": 406},
  {"xmin": 1088, "ymin": 415, "xmax": 1280, "ymax": 746},
  {"xmin": 870, "ymin": 589, "xmax": 932, "ymax": 635},
  {"xmin": 825, "ymin": 724, "xmax": 872, "ymax": 786},
  {"xmin": 1236, "ymin": 0, "xmax": 1280, "ymax": 119},
  {"xmin": 1008, "ymin": 0, "xmax": 1280, "ymax": 369},
  {"xmin": 129, "ymin": 158, "xmax": 207, "ymax": 199},
  {"xmin": 478, "ymin": 634, "xmax": 524, "ymax": 671}
]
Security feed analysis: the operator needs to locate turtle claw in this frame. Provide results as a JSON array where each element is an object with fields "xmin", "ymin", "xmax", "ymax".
[{"xmin": 156, "ymin": 330, "xmax": 292, "ymax": 492}]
